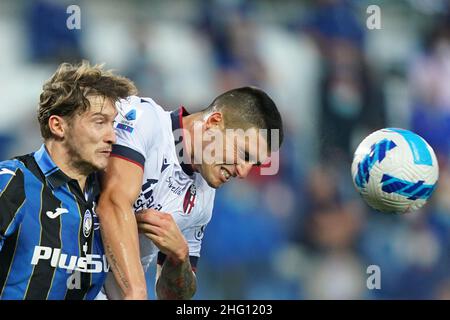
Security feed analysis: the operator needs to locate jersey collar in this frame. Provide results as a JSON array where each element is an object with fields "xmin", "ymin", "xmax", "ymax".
[
  {"xmin": 171, "ymin": 107, "xmax": 195, "ymax": 176},
  {"xmin": 33, "ymin": 144, "xmax": 100, "ymax": 201},
  {"xmin": 34, "ymin": 144, "xmax": 72, "ymax": 189}
]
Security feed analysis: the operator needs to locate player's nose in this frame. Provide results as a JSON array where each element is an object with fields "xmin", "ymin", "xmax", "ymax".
[
  {"xmin": 105, "ymin": 126, "xmax": 117, "ymax": 145},
  {"xmin": 235, "ymin": 163, "xmax": 253, "ymax": 178}
]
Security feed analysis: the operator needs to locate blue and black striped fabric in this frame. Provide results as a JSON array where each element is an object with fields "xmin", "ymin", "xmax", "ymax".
[{"xmin": 0, "ymin": 144, "xmax": 107, "ymax": 300}]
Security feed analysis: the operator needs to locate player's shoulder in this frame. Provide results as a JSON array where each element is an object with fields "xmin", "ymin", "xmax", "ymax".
[
  {"xmin": 0, "ymin": 159, "xmax": 25, "ymax": 172},
  {"xmin": 116, "ymin": 95, "xmax": 167, "ymax": 121},
  {"xmin": 115, "ymin": 95, "xmax": 171, "ymax": 136},
  {"xmin": 0, "ymin": 159, "xmax": 26, "ymax": 187}
]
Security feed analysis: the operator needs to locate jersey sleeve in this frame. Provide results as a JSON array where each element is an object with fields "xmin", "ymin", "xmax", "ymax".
[
  {"xmin": 112, "ymin": 96, "xmax": 165, "ymax": 169},
  {"xmin": 0, "ymin": 161, "xmax": 26, "ymax": 250}
]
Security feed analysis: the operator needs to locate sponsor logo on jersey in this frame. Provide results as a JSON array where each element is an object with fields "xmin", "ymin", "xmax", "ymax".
[
  {"xmin": 183, "ymin": 184, "xmax": 197, "ymax": 214},
  {"xmin": 134, "ymin": 178, "xmax": 159, "ymax": 211},
  {"xmin": 31, "ymin": 246, "xmax": 109, "ymax": 273},
  {"xmin": 166, "ymin": 176, "xmax": 188, "ymax": 196}
]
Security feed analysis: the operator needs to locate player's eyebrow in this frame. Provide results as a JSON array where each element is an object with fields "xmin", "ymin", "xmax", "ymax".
[
  {"xmin": 91, "ymin": 111, "xmax": 116, "ymax": 120},
  {"xmin": 91, "ymin": 112, "xmax": 105, "ymax": 117}
]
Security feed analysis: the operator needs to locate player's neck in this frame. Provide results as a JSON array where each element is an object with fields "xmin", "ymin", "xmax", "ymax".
[
  {"xmin": 182, "ymin": 113, "xmax": 203, "ymax": 172},
  {"xmin": 44, "ymin": 140, "xmax": 88, "ymax": 190}
]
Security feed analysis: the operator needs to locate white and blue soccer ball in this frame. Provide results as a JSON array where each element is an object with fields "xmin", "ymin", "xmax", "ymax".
[{"xmin": 351, "ymin": 128, "xmax": 439, "ymax": 213}]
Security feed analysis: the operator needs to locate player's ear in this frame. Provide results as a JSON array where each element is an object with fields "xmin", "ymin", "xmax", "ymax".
[
  {"xmin": 48, "ymin": 115, "xmax": 66, "ymax": 139},
  {"xmin": 205, "ymin": 112, "xmax": 224, "ymax": 130}
]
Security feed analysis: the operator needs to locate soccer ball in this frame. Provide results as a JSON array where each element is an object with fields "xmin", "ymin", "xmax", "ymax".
[{"xmin": 351, "ymin": 128, "xmax": 439, "ymax": 213}]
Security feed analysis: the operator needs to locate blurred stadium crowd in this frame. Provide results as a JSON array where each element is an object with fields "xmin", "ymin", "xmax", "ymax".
[{"xmin": 1, "ymin": 0, "xmax": 450, "ymax": 299}]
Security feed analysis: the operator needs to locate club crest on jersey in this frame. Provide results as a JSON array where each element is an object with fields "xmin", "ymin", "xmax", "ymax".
[
  {"xmin": 83, "ymin": 210, "xmax": 93, "ymax": 238},
  {"xmin": 183, "ymin": 184, "xmax": 197, "ymax": 215}
]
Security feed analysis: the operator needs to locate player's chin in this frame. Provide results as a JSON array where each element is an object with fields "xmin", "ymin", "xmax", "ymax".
[
  {"xmin": 207, "ymin": 181, "xmax": 222, "ymax": 189},
  {"xmin": 92, "ymin": 158, "xmax": 109, "ymax": 171},
  {"xmin": 206, "ymin": 176, "xmax": 223, "ymax": 189}
]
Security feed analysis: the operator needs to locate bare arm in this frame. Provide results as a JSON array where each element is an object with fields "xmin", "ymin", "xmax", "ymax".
[
  {"xmin": 137, "ymin": 210, "xmax": 196, "ymax": 299},
  {"xmin": 96, "ymin": 157, "xmax": 147, "ymax": 299},
  {"xmin": 155, "ymin": 255, "xmax": 197, "ymax": 300}
]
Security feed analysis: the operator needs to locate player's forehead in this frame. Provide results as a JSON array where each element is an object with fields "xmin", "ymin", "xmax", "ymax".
[{"xmin": 83, "ymin": 95, "xmax": 117, "ymax": 118}]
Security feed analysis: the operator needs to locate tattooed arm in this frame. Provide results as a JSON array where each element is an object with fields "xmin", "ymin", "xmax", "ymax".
[
  {"xmin": 155, "ymin": 253, "xmax": 197, "ymax": 300},
  {"xmin": 97, "ymin": 157, "xmax": 147, "ymax": 299},
  {"xmin": 137, "ymin": 209, "xmax": 196, "ymax": 299}
]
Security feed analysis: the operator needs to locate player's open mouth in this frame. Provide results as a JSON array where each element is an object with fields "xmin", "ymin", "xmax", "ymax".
[{"xmin": 220, "ymin": 168, "xmax": 231, "ymax": 182}]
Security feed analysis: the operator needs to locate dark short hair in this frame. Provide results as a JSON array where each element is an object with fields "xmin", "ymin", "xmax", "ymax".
[
  {"xmin": 204, "ymin": 86, "xmax": 284, "ymax": 151},
  {"xmin": 38, "ymin": 61, "xmax": 137, "ymax": 139}
]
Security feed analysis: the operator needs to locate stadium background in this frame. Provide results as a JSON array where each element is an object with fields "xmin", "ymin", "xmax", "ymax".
[{"xmin": 1, "ymin": 0, "xmax": 449, "ymax": 299}]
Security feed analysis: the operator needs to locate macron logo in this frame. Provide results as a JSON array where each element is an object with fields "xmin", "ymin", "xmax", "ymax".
[
  {"xmin": 161, "ymin": 158, "xmax": 170, "ymax": 173},
  {"xmin": 0, "ymin": 168, "xmax": 16, "ymax": 176},
  {"xmin": 46, "ymin": 208, "xmax": 69, "ymax": 219}
]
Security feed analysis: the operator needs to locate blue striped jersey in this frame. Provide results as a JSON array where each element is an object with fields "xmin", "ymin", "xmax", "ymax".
[{"xmin": 0, "ymin": 144, "xmax": 108, "ymax": 300}]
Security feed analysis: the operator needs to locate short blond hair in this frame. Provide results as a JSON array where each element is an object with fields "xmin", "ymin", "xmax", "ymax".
[{"xmin": 38, "ymin": 61, "xmax": 137, "ymax": 139}]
